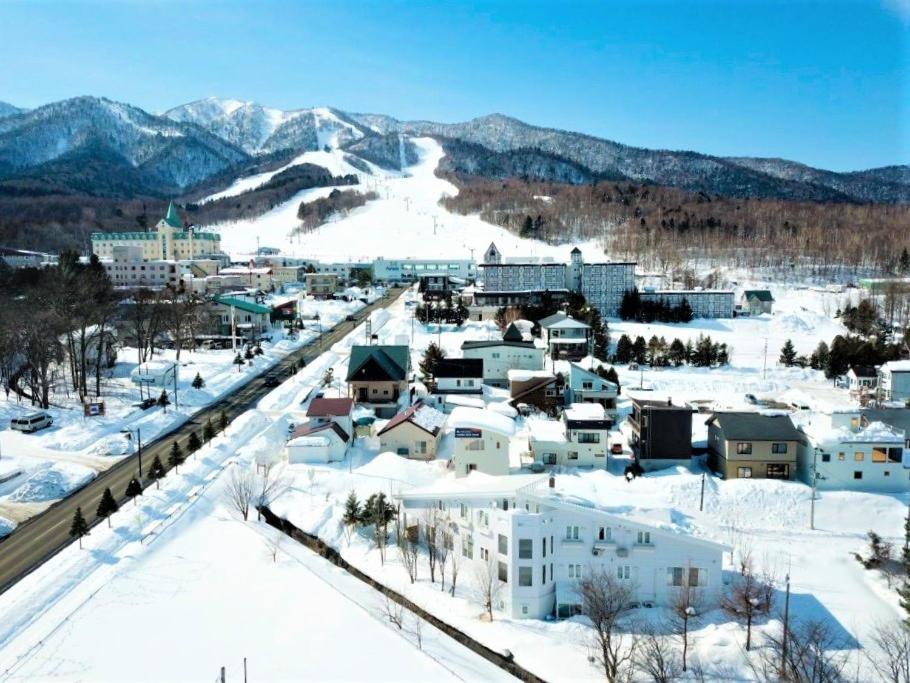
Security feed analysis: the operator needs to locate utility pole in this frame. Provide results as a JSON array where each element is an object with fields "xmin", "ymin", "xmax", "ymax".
[
  {"xmin": 810, "ymin": 448, "xmax": 826, "ymax": 530},
  {"xmin": 137, "ymin": 427, "xmax": 143, "ymax": 477},
  {"xmin": 762, "ymin": 338, "xmax": 768, "ymax": 381},
  {"xmin": 220, "ymin": 666, "xmax": 226, "ymax": 683},
  {"xmin": 780, "ymin": 573, "xmax": 791, "ymax": 679},
  {"xmin": 243, "ymin": 657, "xmax": 247, "ymax": 683},
  {"xmin": 699, "ymin": 472, "xmax": 705, "ymax": 512},
  {"xmin": 231, "ymin": 306, "xmax": 237, "ymax": 355}
]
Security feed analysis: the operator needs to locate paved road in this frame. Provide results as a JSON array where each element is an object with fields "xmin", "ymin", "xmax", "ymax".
[{"xmin": 0, "ymin": 286, "xmax": 405, "ymax": 595}]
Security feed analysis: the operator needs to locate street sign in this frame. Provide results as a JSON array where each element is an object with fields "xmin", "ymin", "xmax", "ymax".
[
  {"xmin": 84, "ymin": 401, "xmax": 105, "ymax": 417},
  {"xmin": 455, "ymin": 427, "xmax": 482, "ymax": 439}
]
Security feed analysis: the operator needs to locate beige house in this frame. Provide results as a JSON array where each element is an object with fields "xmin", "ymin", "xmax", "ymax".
[
  {"xmin": 346, "ymin": 345, "xmax": 411, "ymax": 419},
  {"xmin": 377, "ymin": 402, "xmax": 446, "ymax": 460},
  {"xmin": 707, "ymin": 412, "xmax": 801, "ymax": 480},
  {"xmin": 306, "ymin": 272, "xmax": 339, "ymax": 298}
]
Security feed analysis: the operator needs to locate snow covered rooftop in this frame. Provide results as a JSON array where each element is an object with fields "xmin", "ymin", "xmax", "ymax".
[
  {"xmin": 564, "ymin": 403, "xmax": 607, "ymax": 422},
  {"xmin": 527, "ymin": 417, "xmax": 567, "ymax": 443},
  {"xmin": 378, "ymin": 402, "xmax": 447, "ymax": 436},
  {"xmin": 449, "ymin": 406, "xmax": 516, "ymax": 436},
  {"xmin": 399, "ymin": 472, "xmax": 547, "ymax": 500},
  {"xmin": 882, "ymin": 360, "xmax": 910, "ymax": 373},
  {"xmin": 507, "ymin": 369, "xmax": 554, "ymax": 382},
  {"xmin": 444, "ymin": 395, "xmax": 485, "ymax": 409},
  {"xmin": 287, "ymin": 435, "xmax": 330, "ymax": 448}
]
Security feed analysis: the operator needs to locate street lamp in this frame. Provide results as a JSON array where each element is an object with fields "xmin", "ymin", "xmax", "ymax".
[
  {"xmin": 121, "ymin": 427, "xmax": 143, "ymax": 477},
  {"xmin": 810, "ymin": 447, "xmax": 827, "ymax": 530}
]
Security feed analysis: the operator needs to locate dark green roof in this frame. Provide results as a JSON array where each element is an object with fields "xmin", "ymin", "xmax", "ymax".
[
  {"xmin": 346, "ymin": 345, "xmax": 410, "ymax": 382},
  {"xmin": 164, "ymin": 201, "xmax": 183, "ymax": 228},
  {"xmin": 503, "ymin": 322, "xmax": 525, "ymax": 342},
  {"xmin": 707, "ymin": 412, "xmax": 801, "ymax": 441},
  {"xmin": 215, "ymin": 296, "xmax": 271, "ymax": 315},
  {"xmin": 744, "ymin": 290, "xmax": 774, "ymax": 302}
]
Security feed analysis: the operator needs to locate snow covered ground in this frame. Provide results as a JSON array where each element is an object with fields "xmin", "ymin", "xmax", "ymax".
[
  {"xmin": 213, "ymin": 137, "xmax": 604, "ymax": 263},
  {"xmin": 0, "ymin": 296, "xmax": 368, "ymax": 533}
]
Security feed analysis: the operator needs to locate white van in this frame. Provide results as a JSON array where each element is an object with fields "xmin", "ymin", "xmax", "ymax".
[{"xmin": 10, "ymin": 412, "xmax": 53, "ymax": 433}]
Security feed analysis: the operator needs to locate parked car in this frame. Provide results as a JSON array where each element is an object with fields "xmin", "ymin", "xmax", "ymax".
[
  {"xmin": 137, "ymin": 397, "xmax": 157, "ymax": 410},
  {"xmin": 345, "ymin": 314, "xmax": 358, "ymax": 322},
  {"xmin": 263, "ymin": 375, "xmax": 282, "ymax": 388},
  {"xmin": 10, "ymin": 412, "xmax": 53, "ymax": 433}
]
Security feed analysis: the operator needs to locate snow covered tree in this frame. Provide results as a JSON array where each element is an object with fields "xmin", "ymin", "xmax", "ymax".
[
  {"xmin": 191, "ymin": 372, "xmax": 204, "ymax": 389},
  {"xmin": 723, "ymin": 562, "xmax": 773, "ymax": 651},
  {"xmin": 203, "ymin": 418, "xmax": 215, "ymax": 442},
  {"xmin": 233, "ymin": 353, "xmax": 245, "ymax": 372},
  {"xmin": 157, "ymin": 389, "xmax": 170, "ymax": 413},
  {"xmin": 125, "ymin": 477, "xmax": 143, "ymax": 506},
  {"xmin": 779, "ymin": 339, "xmax": 797, "ymax": 367},
  {"xmin": 364, "ymin": 492, "xmax": 395, "ymax": 564},
  {"xmin": 70, "ymin": 506, "xmax": 90, "ymax": 549},
  {"xmin": 96, "ymin": 487, "xmax": 119, "ymax": 528},
  {"xmin": 900, "ymin": 247, "xmax": 910, "ymax": 274},
  {"xmin": 187, "ymin": 430, "xmax": 201, "ymax": 455},
  {"xmin": 342, "ymin": 490, "xmax": 362, "ymax": 527},
  {"xmin": 148, "ymin": 455, "xmax": 166, "ymax": 489},
  {"xmin": 168, "ymin": 441, "xmax": 184, "ymax": 473}
]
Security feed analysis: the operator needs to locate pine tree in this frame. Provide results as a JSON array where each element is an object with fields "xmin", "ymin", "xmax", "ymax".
[
  {"xmin": 244, "ymin": 346, "xmax": 255, "ymax": 361},
  {"xmin": 187, "ymin": 430, "xmax": 201, "ymax": 455},
  {"xmin": 191, "ymin": 372, "xmax": 205, "ymax": 389},
  {"xmin": 809, "ymin": 341, "xmax": 830, "ymax": 371},
  {"xmin": 70, "ymin": 506, "xmax": 90, "ymax": 548},
  {"xmin": 615, "ymin": 335, "xmax": 633, "ymax": 364},
  {"xmin": 342, "ymin": 490, "xmax": 362, "ymax": 526},
  {"xmin": 233, "ymin": 353, "xmax": 245, "ymax": 371},
  {"xmin": 779, "ymin": 339, "xmax": 797, "ymax": 367},
  {"xmin": 668, "ymin": 338, "xmax": 688, "ymax": 367},
  {"xmin": 148, "ymin": 455, "xmax": 166, "ymax": 489},
  {"xmin": 203, "ymin": 418, "xmax": 215, "ymax": 442},
  {"xmin": 125, "ymin": 478, "xmax": 143, "ymax": 505},
  {"xmin": 900, "ymin": 247, "xmax": 910, "ymax": 274},
  {"xmin": 254, "ymin": 343, "xmax": 264, "ymax": 356},
  {"xmin": 419, "ymin": 342, "xmax": 446, "ymax": 381},
  {"xmin": 96, "ymin": 487, "xmax": 119, "ymax": 528},
  {"xmin": 157, "ymin": 389, "xmax": 170, "ymax": 413},
  {"xmin": 632, "ymin": 336, "xmax": 647, "ymax": 364},
  {"xmin": 169, "ymin": 441, "xmax": 185, "ymax": 473},
  {"xmin": 899, "ymin": 510, "xmax": 910, "ymax": 623},
  {"xmin": 219, "ymin": 410, "xmax": 229, "ymax": 433}
]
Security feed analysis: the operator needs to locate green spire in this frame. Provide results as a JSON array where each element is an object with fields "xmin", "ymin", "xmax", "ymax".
[{"xmin": 164, "ymin": 201, "xmax": 183, "ymax": 228}]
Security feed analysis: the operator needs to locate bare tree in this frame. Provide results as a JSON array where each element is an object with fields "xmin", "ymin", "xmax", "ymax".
[
  {"xmin": 868, "ymin": 621, "xmax": 910, "ymax": 683},
  {"xmin": 255, "ymin": 463, "xmax": 291, "ymax": 521},
  {"xmin": 669, "ymin": 577, "xmax": 703, "ymax": 673},
  {"xmin": 382, "ymin": 595, "xmax": 404, "ymax": 630},
  {"xmin": 423, "ymin": 512, "xmax": 439, "ymax": 583},
  {"xmin": 473, "ymin": 555, "xmax": 502, "ymax": 622},
  {"xmin": 577, "ymin": 569, "xmax": 636, "ymax": 683},
  {"xmin": 264, "ymin": 528, "xmax": 284, "ymax": 563},
  {"xmin": 449, "ymin": 539, "xmax": 461, "ymax": 597},
  {"xmin": 396, "ymin": 512, "xmax": 419, "ymax": 584},
  {"xmin": 750, "ymin": 617, "xmax": 851, "ymax": 682},
  {"xmin": 723, "ymin": 560, "xmax": 773, "ymax": 651},
  {"xmin": 437, "ymin": 527, "xmax": 451, "ymax": 592},
  {"xmin": 224, "ymin": 466, "xmax": 256, "ymax": 521},
  {"xmin": 634, "ymin": 623, "xmax": 683, "ymax": 683}
]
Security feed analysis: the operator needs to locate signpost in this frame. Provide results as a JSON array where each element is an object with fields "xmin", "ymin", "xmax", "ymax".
[{"xmin": 83, "ymin": 401, "xmax": 105, "ymax": 417}]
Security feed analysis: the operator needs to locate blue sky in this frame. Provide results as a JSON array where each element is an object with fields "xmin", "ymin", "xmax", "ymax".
[{"xmin": 0, "ymin": 0, "xmax": 906, "ymax": 171}]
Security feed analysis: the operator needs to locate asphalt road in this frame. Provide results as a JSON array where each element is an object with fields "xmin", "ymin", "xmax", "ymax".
[{"xmin": 0, "ymin": 286, "xmax": 405, "ymax": 596}]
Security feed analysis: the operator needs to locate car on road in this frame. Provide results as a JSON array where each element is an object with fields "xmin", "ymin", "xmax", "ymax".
[
  {"xmin": 10, "ymin": 412, "xmax": 53, "ymax": 433},
  {"xmin": 263, "ymin": 375, "xmax": 282, "ymax": 388},
  {"xmin": 345, "ymin": 314, "xmax": 359, "ymax": 322},
  {"xmin": 136, "ymin": 397, "xmax": 157, "ymax": 410}
]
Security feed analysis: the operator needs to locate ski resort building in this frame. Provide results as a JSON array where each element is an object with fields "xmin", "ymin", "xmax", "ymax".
[
  {"xmin": 91, "ymin": 202, "xmax": 221, "ymax": 261},
  {"xmin": 639, "ymin": 289, "xmax": 735, "ymax": 319},
  {"xmin": 397, "ymin": 474, "xmax": 726, "ymax": 619}
]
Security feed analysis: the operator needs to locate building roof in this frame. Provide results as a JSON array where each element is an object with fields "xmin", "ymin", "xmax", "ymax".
[
  {"xmin": 377, "ymin": 402, "xmax": 446, "ymax": 437},
  {"xmin": 743, "ymin": 289, "xmax": 774, "ymax": 302},
  {"xmin": 306, "ymin": 397, "xmax": 354, "ymax": 417},
  {"xmin": 399, "ymin": 472, "xmax": 547, "ymax": 500},
  {"xmin": 545, "ymin": 316, "xmax": 590, "ymax": 331},
  {"xmin": 706, "ymin": 412, "xmax": 802, "ymax": 441},
  {"xmin": 449, "ymin": 406, "xmax": 516, "ymax": 436},
  {"xmin": 510, "ymin": 375, "xmax": 558, "ymax": 404},
  {"xmin": 862, "ymin": 408, "xmax": 910, "ymax": 436},
  {"xmin": 290, "ymin": 421, "xmax": 349, "ymax": 443},
  {"xmin": 164, "ymin": 201, "xmax": 183, "ymax": 228},
  {"xmin": 346, "ymin": 345, "xmax": 410, "ymax": 382},
  {"xmin": 502, "ymin": 322, "xmax": 525, "ymax": 342},
  {"xmin": 565, "ymin": 403, "xmax": 607, "ymax": 422},
  {"xmin": 461, "ymin": 339, "xmax": 536, "ymax": 351},
  {"xmin": 569, "ymin": 363, "xmax": 618, "ymax": 392},
  {"xmin": 214, "ymin": 296, "xmax": 272, "ymax": 315},
  {"xmin": 570, "ymin": 247, "xmax": 582, "ymax": 254},
  {"xmin": 848, "ymin": 365, "xmax": 877, "ymax": 379},
  {"xmin": 434, "ymin": 358, "xmax": 483, "ymax": 379},
  {"xmin": 538, "ymin": 312, "xmax": 568, "ymax": 328},
  {"xmin": 881, "ymin": 360, "xmax": 910, "ymax": 374}
]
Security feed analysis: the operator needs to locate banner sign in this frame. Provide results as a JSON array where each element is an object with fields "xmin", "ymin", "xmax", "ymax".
[
  {"xmin": 84, "ymin": 401, "xmax": 105, "ymax": 417},
  {"xmin": 455, "ymin": 427, "xmax": 482, "ymax": 439}
]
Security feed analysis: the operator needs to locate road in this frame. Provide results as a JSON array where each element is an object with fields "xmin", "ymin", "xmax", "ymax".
[{"xmin": 0, "ymin": 286, "xmax": 405, "ymax": 595}]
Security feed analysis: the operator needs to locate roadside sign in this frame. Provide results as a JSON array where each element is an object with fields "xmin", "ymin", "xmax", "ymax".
[
  {"xmin": 455, "ymin": 427, "xmax": 482, "ymax": 439},
  {"xmin": 84, "ymin": 401, "xmax": 105, "ymax": 417}
]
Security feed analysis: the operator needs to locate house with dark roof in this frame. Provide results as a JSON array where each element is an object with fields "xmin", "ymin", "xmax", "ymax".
[
  {"xmin": 707, "ymin": 412, "xmax": 801, "ymax": 480},
  {"xmin": 377, "ymin": 401, "xmax": 446, "ymax": 460},
  {"xmin": 629, "ymin": 397, "xmax": 694, "ymax": 466},
  {"xmin": 433, "ymin": 358, "xmax": 483, "ymax": 395},
  {"xmin": 213, "ymin": 296, "xmax": 272, "ymax": 337},
  {"xmin": 306, "ymin": 397, "xmax": 355, "ymax": 437},
  {"xmin": 346, "ymin": 345, "xmax": 411, "ymax": 418},
  {"xmin": 508, "ymin": 370, "xmax": 564, "ymax": 414},
  {"xmin": 462, "ymin": 323, "xmax": 545, "ymax": 387},
  {"xmin": 740, "ymin": 290, "xmax": 775, "ymax": 315},
  {"xmin": 846, "ymin": 366, "xmax": 877, "ymax": 397}
]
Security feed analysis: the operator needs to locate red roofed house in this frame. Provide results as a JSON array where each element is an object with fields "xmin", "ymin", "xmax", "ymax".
[
  {"xmin": 377, "ymin": 401, "xmax": 446, "ymax": 460},
  {"xmin": 306, "ymin": 397, "xmax": 355, "ymax": 437}
]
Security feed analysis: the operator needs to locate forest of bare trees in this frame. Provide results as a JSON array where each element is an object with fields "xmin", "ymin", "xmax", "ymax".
[{"xmin": 441, "ymin": 174, "xmax": 910, "ymax": 275}]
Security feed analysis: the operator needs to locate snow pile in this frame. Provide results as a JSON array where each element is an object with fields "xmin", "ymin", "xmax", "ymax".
[
  {"xmin": 449, "ymin": 406, "xmax": 516, "ymax": 435},
  {"xmin": 526, "ymin": 416, "xmax": 567, "ymax": 442},
  {"xmin": 410, "ymin": 404, "xmax": 446, "ymax": 434},
  {"xmin": 507, "ymin": 369, "xmax": 553, "ymax": 382},
  {"xmin": 0, "ymin": 516, "xmax": 14, "ymax": 538},
  {"xmin": 7, "ymin": 462, "xmax": 95, "ymax": 503}
]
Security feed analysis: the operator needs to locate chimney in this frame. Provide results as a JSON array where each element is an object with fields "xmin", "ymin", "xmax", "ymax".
[{"xmin": 548, "ymin": 475, "xmax": 555, "ymax": 489}]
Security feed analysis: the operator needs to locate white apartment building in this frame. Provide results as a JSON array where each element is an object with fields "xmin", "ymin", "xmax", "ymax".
[
  {"xmin": 462, "ymin": 323, "xmax": 546, "ymax": 387},
  {"xmin": 101, "ymin": 246, "xmax": 180, "ymax": 289},
  {"xmin": 397, "ymin": 474, "xmax": 727, "ymax": 619},
  {"xmin": 878, "ymin": 361, "xmax": 910, "ymax": 403},
  {"xmin": 374, "ymin": 257, "xmax": 475, "ymax": 282},
  {"xmin": 480, "ymin": 262, "xmax": 568, "ymax": 292},
  {"xmin": 450, "ymin": 407, "xmax": 517, "ymax": 477}
]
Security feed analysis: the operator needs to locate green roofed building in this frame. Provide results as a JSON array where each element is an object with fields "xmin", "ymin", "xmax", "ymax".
[
  {"xmin": 213, "ymin": 296, "xmax": 272, "ymax": 338},
  {"xmin": 346, "ymin": 345, "xmax": 411, "ymax": 418},
  {"xmin": 91, "ymin": 201, "xmax": 220, "ymax": 261}
]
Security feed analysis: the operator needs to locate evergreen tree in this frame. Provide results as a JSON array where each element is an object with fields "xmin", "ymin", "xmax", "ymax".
[
  {"xmin": 187, "ymin": 430, "xmax": 202, "ymax": 455},
  {"xmin": 157, "ymin": 389, "xmax": 170, "ymax": 413},
  {"xmin": 233, "ymin": 353, "xmax": 245, "ymax": 371},
  {"xmin": 148, "ymin": 455, "xmax": 166, "ymax": 489},
  {"xmin": 191, "ymin": 372, "xmax": 205, "ymax": 389},
  {"xmin": 684, "ymin": 339, "xmax": 694, "ymax": 364},
  {"xmin": 717, "ymin": 343, "xmax": 731, "ymax": 366},
  {"xmin": 779, "ymin": 339, "xmax": 797, "ymax": 367},
  {"xmin": 203, "ymin": 418, "xmax": 215, "ymax": 442},
  {"xmin": 519, "ymin": 215, "xmax": 535, "ymax": 238},
  {"xmin": 342, "ymin": 490, "xmax": 362, "ymax": 526},
  {"xmin": 668, "ymin": 338, "xmax": 688, "ymax": 367},
  {"xmin": 678, "ymin": 298, "xmax": 694, "ymax": 323},
  {"xmin": 70, "ymin": 506, "xmax": 90, "ymax": 548},
  {"xmin": 898, "ymin": 510, "xmax": 910, "ymax": 623},
  {"xmin": 96, "ymin": 487, "xmax": 119, "ymax": 528},
  {"xmin": 125, "ymin": 477, "xmax": 143, "ymax": 506},
  {"xmin": 809, "ymin": 341, "xmax": 830, "ymax": 371},
  {"xmin": 244, "ymin": 345, "xmax": 255, "ymax": 361},
  {"xmin": 169, "ymin": 441, "xmax": 185, "ymax": 473},
  {"xmin": 631, "ymin": 336, "xmax": 648, "ymax": 364},
  {"xmin": 615, "ymin": 334, "xmax": 633, "ymax": 364},
  {"xmin": 254, "ymin": 343, "xmax": 264, "ymax": 356},
  {"xmin": 219, "ymin": 410, "xmax": 229, "ymax": 433},
  {"xmin": 419, "ymin": 342, "xmax": 447, "ymax": 381},
  {"xmin": 900, "ymin": 247, "xmax": 910, "ymax": 274}
]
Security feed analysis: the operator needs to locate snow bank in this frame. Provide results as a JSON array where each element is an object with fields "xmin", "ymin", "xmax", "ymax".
[{"xmin": 7, "ymin": 462, "xmax": 95, "ymax": 503}]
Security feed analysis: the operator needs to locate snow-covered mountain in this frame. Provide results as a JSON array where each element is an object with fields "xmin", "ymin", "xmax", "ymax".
[
  {"xmin": 164, "ymin": 97, "xmax": 368, "ymax": 155},
  {"xmin": 0, "ymin": 102, "xmax": 24, "ymax": 119},
  {"xmin": 0, "ymin": 96, "xmax": 249, "ymax": 195}
]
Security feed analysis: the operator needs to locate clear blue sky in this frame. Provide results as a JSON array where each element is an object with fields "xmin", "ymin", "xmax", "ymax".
[{"xmin": 0, "ymin": 0, "xmax": 906, "ymax": 171}]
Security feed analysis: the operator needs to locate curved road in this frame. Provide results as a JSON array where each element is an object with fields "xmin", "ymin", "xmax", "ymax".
[{"xmin": 0, "ymin": 286, "xmax": 405, "ymax": 595}]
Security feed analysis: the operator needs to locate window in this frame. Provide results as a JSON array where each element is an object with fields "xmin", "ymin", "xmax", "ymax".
[
  {"xmin": 766, "ymin": 463, "xmax": 790, "ymax": 479},
  {"xmin": 616, "ymin": 565, "xmax": 631, "ymax": 580},
  {"xmin": 872, "ymin": 448, "xmax": 887, "ymax": 463},
  {"xmin": 636, "ymin": 531, "xmax": 651, "ymax": 545},
  {"xmin": 498, "ymin": 562, "xmax": 508, "ymax": 583},
  {"xmin": 771, "ymin": 443, "xmax": 788, "ymax": 454},
  {"xmin": 518, "ymin": 539, "xmax": 532, "ymax": 559},
  {"xmin": 498, "ymin": 534, "xmax": 508, "ymax": 555},
  {"xmin": 582, "ymin": 381, "xmax": 593, "ymax": 390},
  {"xmin": 543, "ymin": 537, "xmax": 547, "ymax": 557},
  {"xmin": 480, "ymin": 547, "xmax": 489, "ymax": 561},
  {"xmin": 521, "ymin": 604, "xmax": 529, "ymax": 615},
  {"xmin": 542, "ymin": 565, "xmax": 547, "ymax": 584},
  {"xmin": 598, "ymin": 526, "xmax": 611, "ymax": 541},
  {"xmin": 855, "ymin": 451, "xmax": 865, "ymax": 462},
  {"xmin": 566, "ymin": 525, "xmax": 579, "ymax": 541},
  {"xmin": 465, "ymin": 439, "xmax": 485, "ymax": 452},
  {"xmin": 854, "ymin": 471, "xmax": 863, "ymax": 480},
  {"xmin": 668, "ymin": 567, "xmax": 684, "ymax": 586},
  {"xmin": 568, "ymin": 451, "xmax": 579, "ymax": 460},
  {"xmin": 888, "ymin": 448, "xmax": 903, "ymax": 463},
  {"xmin": 577, "ymin": 432, "xmax": 600, "ymax": 444},
  {"xmin": 737, "ymin": 467, "xmax": 753, "ymax": 478},
  {"xmin": 838, "ymin": 452, "xmax": 846, "ymax": 461},
  {"xmin": 736, "ymin": 442, "xmax": 753, "ymax": 455},
  {"xmin": 689, "ymin": 568, "xmax": 702, "ymax": 587},
  {"xmin": 568, "ymin": 564, "xmax": 583, "ymax": 579},
  {"xmin": 821, "ymin": 453, "xmax": 831, "ymax": 462},
  {"xmin": 518, "ymin": 566, "xmax": 533, "ymax": 587},
  {"xmin": 459, "ymin": 503, "xmax": 467, "ymax": 519}
]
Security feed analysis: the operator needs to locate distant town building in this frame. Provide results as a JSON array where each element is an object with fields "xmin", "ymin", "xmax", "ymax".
[
  {"xmin": 101, "ymin": 245, "xmax": 180, "ymax": 289},
  {"xmin": 639, "ymin": 289, "xmax": 735, "ymax": 319},
  {"xmin": 878, "ymin": 361, "xmax": 910, "ymax": 403},
  {"xmin": 374, "ymin": 257, "xmax": 475, "ymax": 283},
  {"xmin": 461, "ymin": 323, "xmax": 545, "ymax": 388},
  {"xmin": 740, "ymin": 289, "xmax": 775, "ymax": 315},
  {"xmin": 0, "ymin": 246, "xmax": 46, "ymax": 268},
  {"xmin": 305, "ymin": 272, "xmax": 339, "ymax": 298}
]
